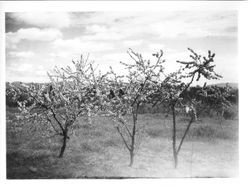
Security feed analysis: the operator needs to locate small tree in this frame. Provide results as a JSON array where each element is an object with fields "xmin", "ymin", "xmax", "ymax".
[
  {"xmin": 9, "ymin": 54, "xmax": 102, "ymax": 157},
  {"xmin": 153, "ymin": 48, "xmax": 222, "ymax": 168},
  {"xmin": 201, "ymin": 85, "xmax": 233, "ymax": 117},
  {"xmin": 103, "ymin": 49, "xmax": 166, "ymax": 166}
]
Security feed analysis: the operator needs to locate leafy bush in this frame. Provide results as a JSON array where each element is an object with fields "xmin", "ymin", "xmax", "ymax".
[
  {"xmin": 192, "ymin": 125, "xmax": 216, "ymax": 139},
  {"xmin": 223, "ymin": 105, "xmax": 238, "ymax": 120}
]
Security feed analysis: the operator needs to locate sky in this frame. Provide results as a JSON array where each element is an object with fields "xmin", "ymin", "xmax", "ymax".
[{"xmin": 5, "ymin": 11, "xmax": 238, "ymax": 85}]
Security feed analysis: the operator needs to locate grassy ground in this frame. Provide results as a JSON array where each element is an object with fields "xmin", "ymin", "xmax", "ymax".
[{"xmin": 6, "ymin": 110, "xmax": 238, "ymax": 179}]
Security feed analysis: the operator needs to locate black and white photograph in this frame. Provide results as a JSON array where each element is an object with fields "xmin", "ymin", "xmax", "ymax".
[{"xmin": 1, "ymin": 1, "xmax": 248, "ymax": 182}]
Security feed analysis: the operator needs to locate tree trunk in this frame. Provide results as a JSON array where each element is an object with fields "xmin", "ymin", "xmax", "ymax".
[
  {"xmin": 129, "ymin": 123, "xmax": 136, "ymax": 167},
  {"xmin": 59, "ymin": 130, "xmax": 68, "ymax": 158},
  {"xmin": 129, "ymin": 150, "xmax": 134, "ymax": 167},
  {"xmin": 129, "ymin": 108, "xmax": 138, "ymax": 167},
  {"xmin": 172, "ymin": 104, "xmax": 178, "ymax": 168},
  {"xmin": 174, "ymin": 151, "xmax": 178, "ymax": 169}
]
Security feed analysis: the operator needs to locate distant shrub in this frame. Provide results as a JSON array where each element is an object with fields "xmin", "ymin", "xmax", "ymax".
[
  {"xmin": 146, "ymin": 128, "xmax": 166, "ymax": 138},
  {"xmin": 81, "ymin": 143, "xmax": 102, "ymax": 153},
  {"xmin": 192, "ymin": 125, "xmax": 216, "ymax": 139},
  {"xmin": 223, "ymin": 105, "xmax": 238, "ymax": 120},
  {"xmin": 191, "ymin": 121, "xmax": 238, "ymax": 140},
  {"xmin": 103, "ymin": 139, "xmax": 119, "ymax": 148}
]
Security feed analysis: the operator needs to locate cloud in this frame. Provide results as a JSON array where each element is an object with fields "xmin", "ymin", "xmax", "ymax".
[
  {"xmin": 5, "ymin": 11, "xmax": 237, "ymax": 83},
  {"xmin": 9, "ymin": 51, "xmax": 34, "ymax": 58},
  {"xmin": 6, "ymin": 28, "xmax": 62, "ymax": 49},
  {"xmin": 123, "ymin": 40, "xmax": 143, "ymax": 47},
  {"xmin": 8, "ymin": 62, "xmax": 33, "ymax": 72},
  {"xmin": 85, "ymin": 24, "xmax": 108, "ymax": 34},
  {"xmin": 72, "ymin": 12, "xmax": 139, "ymax": 26},
  {"xmin": 149, "ymin": 12, "xmax": 237, "ymax": 39},
  {"xmin": 77, "ymin": 11, "xmax": 237, "ymax": 40},
  {"xmin": 10, "ymin": 12, "xmax": 71, "ymax": 28},
  {"xmin": 52, "ymin": 38, "xmax": 115, "ymax": 53},
  {"xmin": 6, "ymin": 60, "xmax": 48, "ymax": 83},
  {"xmin": 17, "ymin": 63, "xmax": 33, "ymax": 72},
  {"xmin": 83, "ymin": 24, "xmax": 127, "ymax": 40},
  {"xmin": 149, "ymin": 21, "xmax": 213, "ymax": 39},
  {"xmin": 82, "ymin": 32, "xmax": 126, "ymax": 41},
  {"xmin": 102, "ymin": 52, "xmax": 129, "ymax": 63},
  {"xmin": 49, "ymin": 52, "xmax": 69, "ymax": 59},
  {"xmin": 148, "ymin": 43, "xmax": 166, "ymax": 51}
]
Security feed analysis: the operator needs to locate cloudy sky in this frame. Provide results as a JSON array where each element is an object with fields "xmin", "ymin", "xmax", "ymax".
[{"xmin": 6, "ymin": 11, "xmax": 237, "ymax": 84}]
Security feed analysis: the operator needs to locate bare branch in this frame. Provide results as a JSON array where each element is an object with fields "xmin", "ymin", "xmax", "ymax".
[{"xmin": 116, "ymin": 126, "xmax": 131, "ymax": 151}]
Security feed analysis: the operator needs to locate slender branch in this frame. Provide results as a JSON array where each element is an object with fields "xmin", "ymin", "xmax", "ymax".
[
  {"xmin": 177, "ymin": 61, "xmax": 197, "ymax": 65},
  {"xmin": 118, "ymin": 118, "xmax": 132, "ymax": 138},
  {"xmin": 116, "ymin": 126, "xmax": 131, "ymax": 151},
  {"xmin": 18, "ymin": 86, "xmax": 47, "ymax": 109},
  {"xmin": 152, "ymin": 51, "xmax": 163, "ymax": 70},
  {"xmin": 49, "ymin": 108, "xmax": 64, "ymax": 132},
  {"xmin": 127, "ymin": 50, "xmax": 139, "ymax": 64},
  {"xmin": 181, "ymin": 74, "xmax": 195, "ymax": 96},
  {"xmin": 177, "ymin": 116, "xmax": 194, "ymax": 155},
  {"xmin": 46, "ymin": 115, "xmax": 60, "ymax": 134},
  {"xmin": 131, "ymin": 78, "xmax": 148, "ymax": 107}
]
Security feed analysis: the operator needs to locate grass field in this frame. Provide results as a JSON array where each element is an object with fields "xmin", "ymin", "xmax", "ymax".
[{"xmin": 6, "ymin": 109, "xmax": 238, "ymax": 179}]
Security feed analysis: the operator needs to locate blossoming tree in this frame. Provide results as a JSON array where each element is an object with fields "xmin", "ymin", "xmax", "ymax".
[{"xmin": 9, "ymin": 54, "xmax": 105, "ymax": 157}]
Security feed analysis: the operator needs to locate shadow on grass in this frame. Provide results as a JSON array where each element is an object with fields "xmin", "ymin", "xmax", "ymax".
[{"xmin": 7, "ymin": 151, "xmax": 73, "ymax": 179}]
